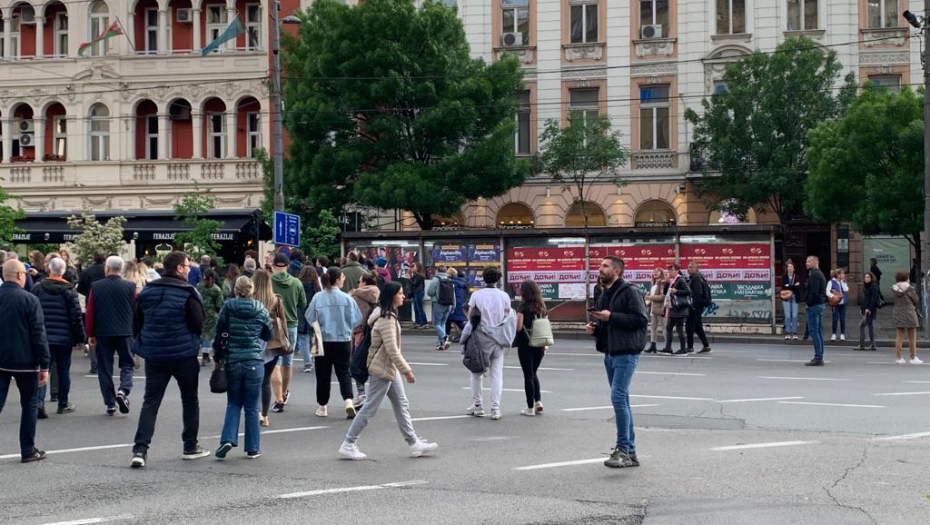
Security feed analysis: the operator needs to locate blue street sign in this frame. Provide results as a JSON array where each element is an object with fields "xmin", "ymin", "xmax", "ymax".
[{"xmin": 273, "ymin": 211, "xmax": 301, "ymax": 247}]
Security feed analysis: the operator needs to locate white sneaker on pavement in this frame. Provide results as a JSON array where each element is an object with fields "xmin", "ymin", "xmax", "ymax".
[
  {"xmin": 895, "ymin": 358, "xmax": 906, "ymax": 364},
  {"xmin": 830, "ymin": 334, "xmax": 837, "ymax": 341},
  {"xmin": 840, "ymin": 334, "xmax": 846, "ymax": 341},
  {"xmin": 409, "ymin": 438, "xmax": 438, "ymax": 458},
  {"xmin": 520, "ymin": 407, "xmax": 536, "ymax": 417},
  {"xmin": 338, "ymin": 441, "xmax": 367, "ymax": 460},
  {"xmin": 910, "ymin": 357, "xmax": 923, "ymax": 364},
  {"xmin": 489, "ymin": 409, "xmax": 502, "ymax": 420},
  {"xmin": 465, "ymin": 405, "xmax": 485, "ymax": 417},
  {"xmin": 315, "ymin": 405, "xmax": 328, "ymax": 417}
]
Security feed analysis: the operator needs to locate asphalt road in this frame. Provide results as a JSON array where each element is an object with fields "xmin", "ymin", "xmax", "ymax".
[{"xmin": 1, "ymin": 337, "xmax": 929, "ymax": 525}]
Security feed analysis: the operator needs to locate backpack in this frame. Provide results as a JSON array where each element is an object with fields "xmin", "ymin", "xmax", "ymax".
[
  {"xmin": 349, "ymin": 322, "xmax": 373, "ymax": 384},
  {"xmin": 437, "ymin": 278, "xmax": 455, "ymax": 306}
]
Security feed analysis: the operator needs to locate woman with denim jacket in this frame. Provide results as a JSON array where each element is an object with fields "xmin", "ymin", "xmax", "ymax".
[
  {"xmin": 829, "ymin": 268, "xmax": 849, "ymax": 341},
  {"xmin": 781, "ymin": 262, "xmax": 801, "ymax": 340},
  {"xmin": 305, "ymin": 266, "xmax": 363, "ymax": 419}
]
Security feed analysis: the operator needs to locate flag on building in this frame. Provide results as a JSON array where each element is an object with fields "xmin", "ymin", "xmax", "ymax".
[
  {"xmin": 78, "ymin": 21, "xmax": 124, "ymax": 57},
  {"xmin": 201, "ymin": 18, "xmax": 245, "ymax": 56}
]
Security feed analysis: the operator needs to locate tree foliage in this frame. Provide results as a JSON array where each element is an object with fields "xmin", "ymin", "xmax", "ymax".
[
  {"xmin": 302, "ymin": 209, "xmax": 341, "ymax": 261},
  {"xmin": 66, "ymin": 210, "xmax": 126, "ymax": 266},
  {"xmin": 807, "ymin": 86, "xmax": 924, "ymax": 260},
  {"xmin": 685, "ymin": 37, "xmax": 856, "ymax": 223},
  {"xmin": 0, "ymin": 183, "xmax": 24, "ymax": 246},
  {"xmin": 537, "ymin": 115, "xmax": 628, "ymax": 229},
  {"xmin": 174, "ymin": 182, "xmax": 222, "ymax": 262},
  {"xmin": 282, "ymin": 0, "xmax": 529, "ymax": 230}
]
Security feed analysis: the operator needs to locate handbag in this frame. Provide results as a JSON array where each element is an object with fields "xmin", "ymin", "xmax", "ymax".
[
  {"xmin": 527, "ymin": 315, "xmax": 555, "ymax": 347},
  {"xmin": 309, "ymin": 321, "xmax": 324, "ymax": 357},
  {"xmin": 266, "ymin": 296, "xmax": 293, "ymax": 356},
  {"xmin": 209, "ymin": 362, "xmax": 228, "ymax": 394},
  {"xmin": 779, "ymin": 290, "xmax": 794, "ymax": 301},
  {"xmin": 670, "ymin": 293, "xmax": 692, "ymax": 309},
  {"xmin": 212, "ymin": 307, "xmax": 231, "ymax": 360}
]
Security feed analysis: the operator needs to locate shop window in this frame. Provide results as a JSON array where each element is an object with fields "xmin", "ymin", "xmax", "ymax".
[
  {"xmin": 634, "ymin": 200, "xmax": 676, "ymax": 227},
  {"xmin": 496, "ymin": 202, "xmax": 535, "ymax": 228},
  {"xmin": 566, "ymin": 201, "xmax": 607, "ymax": 227}
]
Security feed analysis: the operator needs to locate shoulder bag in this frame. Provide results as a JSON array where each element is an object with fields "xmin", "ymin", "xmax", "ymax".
[
  {"xmin": 209, "ymin": 306, "xmax": 230, "ymax": 394},
  {"xmin": 266, "ymin": 296, "xmax": 294, "ymax": 356}
]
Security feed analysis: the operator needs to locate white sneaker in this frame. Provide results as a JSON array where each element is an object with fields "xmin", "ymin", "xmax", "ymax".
[
  {"xmin": 345, "ymin": 399, "xmax": 356, "ymax": 419},
  {"xmin": 409, "ymin": 438, "xmax": 438, "ymax": 458},
  {"xmin": 895, "ymin": 358, "xmax": 906, "ymax": 364},
  {"xmin": 793, "ymin": 335, "xmax": 799, "ymax": 340},
  {"xmin": 489, "ymin": 409, "xmax": 501, "ymax": 420},
  {"xmin": 785, "ymin": 335, "xmax": 791, "ymax": 340},
  {"xmin": 465, "ymin": 405, "xmax": 485, "ymax": 417},
  {"xmin": 830, "ymin": 334, "xmax": 837, "ymax": 341},
  {"xmin": 520, "ymin": 407, "xmax": 536, "ymax": 417},
  {"xmin": 910, "ymin": 357, "xmax": 924, "ymax": 364},
  {"xmin": 338, "ymin": 441, "xmax": 367, "ymax": 460},
  {"xmin": 315, "ymin": 405, "xmax": 328, "ymax": 417},
  {"xmin": 535, "ymin": 401, "xmax": 544, "ymax": 413},
  {"xmin": 840, "ymin": 334, "xmax": 846, "ymax": 341}
]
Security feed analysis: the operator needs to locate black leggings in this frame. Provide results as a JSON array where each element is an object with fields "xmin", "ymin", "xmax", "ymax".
[
  {"xmin": 261, "ymin": 359, "xmax": 276, "ymax": 417},
  {"xmin": 517, "ymin": 345, "xmax": 544, "ymax": 408},
  {"xmin": 446, "ymin": 319, "xmax": 465, "ymax": 338},
  {"xmin": 664, "ymin": 317, "xmax": 686, "ymax": 351},
  {"xmin": 314, "ymin": 341, "xmax": 353, "ymax": 406}
]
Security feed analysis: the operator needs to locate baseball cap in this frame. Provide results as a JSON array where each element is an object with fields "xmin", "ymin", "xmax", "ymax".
[{"xmin": 273, "ymin": 253, "xmax": 290, "ymax": 267}]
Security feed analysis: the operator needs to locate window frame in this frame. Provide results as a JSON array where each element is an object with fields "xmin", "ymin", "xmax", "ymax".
[
  {"xmin": 868, "ymin": 74, "xmax": 902, "ymax": 93},
  {"xmin": 206, "ymin": 112, "xmax": 226, "ymax": 159},
  {"xmin": 787, "ymin": 0, "xmax": 818, "ymax": 31},
  {"xmin": 639, "ymin": 85, "xmax": 671, "ymax": 151},
  {"xmin": 54, "ymin": 12, "xmax": 69, "ymax": 57},
  {"xmin": 145, "ymin": 114, "xmax": 159, "ymax": 160},
  {"xmin": 569, "ymin": 87, "xmax": 600, "ymax": 127},
  {"xmin": 89, "ymin": 105, "xmax": 110, "ymax": 161},
  {"xmin": 52, "ymin": 116, "xmax": 67, "ymax": 157},
  {"xmin": 206, "ymin": 5, "xmax": 228, "ymax": 51},
  {"xmin": 569, "ymin": 0, "xmax": 599, "ymax": 44},
  {"xmin": 88, "ymin": 1, "xmax": 110, "ymax": 57},
  {"xmin": 500, "ymin": 0, "xmax": 530, "ymax": 46},
  {"xmin": 10, "ymin": 14, "xmax": 21, "ymax": 59},
  {"xmin": 246, "ymin": 4, "xmax": 262, "ymax": 51},
  {"xmin": 145, "ymin": 7, "xmax": 159, "ymax": 55},
  {"xmin": 514, "ymin": 90, "xmax": 531, "ymax": 156},
  {"xmin": 716, "ymin": 0, "xmax": 746, "ymax": 35},
  {"xmin": 867, "ymin": 0, "xmax": 899, "ymax": 29},
  {"xmin": 639, "ymin": 0, "xmax": 669, "ymax": 38},
  {"xmin": 247, "ymin": 112, "xmax": 261, "ymax": 158}
]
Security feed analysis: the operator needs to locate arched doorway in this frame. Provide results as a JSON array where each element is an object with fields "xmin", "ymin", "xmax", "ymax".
[
  {"xmin": 634, "ymin": 200, "xmax": 676, "ymax": 227},
  {"xmin": 565, "ymin": 201, "xmax": 607, "ymax": 228},
  {"xmin": 496, "ymin": 203, "xmax": 535, "ymax": 228}
]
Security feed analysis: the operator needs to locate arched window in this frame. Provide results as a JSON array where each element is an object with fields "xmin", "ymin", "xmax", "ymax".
[
  {"xmin": 565, "ymin": 201, "xmax": 607, "ymax": 228},
  {"xmin": 89, "ymin": 104, "xmax": 110, "ymax": 161},
  {"xmin": 634, "ymin": 199, "xmax": 676, "ymax": 227},
  {"xmin": 496, "ymin": 203, "xmax": 535, "ymax": 228},
  {"xmin": 431, "ymin": 212, "xmax": 464, "ymax": 230},
  {"xmin": 88, "ymin": 1, "xmax": 110, "ymax": 57}
]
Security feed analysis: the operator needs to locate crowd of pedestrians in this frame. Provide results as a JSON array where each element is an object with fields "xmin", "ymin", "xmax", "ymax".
[{"xmin": 0, "ymin": 242, "xmax": 925, "ymax": 473}]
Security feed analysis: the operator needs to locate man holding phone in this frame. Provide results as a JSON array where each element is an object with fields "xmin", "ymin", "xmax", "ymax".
[{"xmin": 586, "ymin": 256, "xmax": 648, "ymax": 469}]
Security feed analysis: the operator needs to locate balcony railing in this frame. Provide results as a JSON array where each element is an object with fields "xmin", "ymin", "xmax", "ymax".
[{"xmin": 0, "ymin": 159, "xmax": 262, "ymax": 189}]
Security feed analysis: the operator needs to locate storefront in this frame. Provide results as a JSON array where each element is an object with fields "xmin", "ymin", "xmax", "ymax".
[{"xmin": 13, "ymin": 209, "xmax": 271, "ymax": 264}]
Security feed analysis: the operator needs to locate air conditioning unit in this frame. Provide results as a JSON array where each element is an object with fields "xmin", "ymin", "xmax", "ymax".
[
  {"xmin": 177, "ymin": 8, "xmax": 193, "ymax": 23},
  {"xmin": 502, "ymin": 32, "xmax": 523, "ymax": 47},
  {"xmin": 18, "ymin": 119, "xmax": 35, "ymax": 134},
  {"xmin": 19, "ymin": 6, "xmax": 36, "ymax": 25},
  {"xmin": 641, "ymin": 24, "xmax": 663, "ymax": 39},
  {"xmin": 19, "ymin": 133, "xmax": 33, "ymax": 147}
]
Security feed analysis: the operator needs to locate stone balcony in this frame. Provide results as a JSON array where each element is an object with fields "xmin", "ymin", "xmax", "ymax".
[{"xmin": 631, "ymin": 150, "xmax": 678, "ymax": 170}]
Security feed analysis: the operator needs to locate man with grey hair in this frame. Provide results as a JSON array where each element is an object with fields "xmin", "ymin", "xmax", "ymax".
[
  {"xmin": 86, "ymin": 256, "xmax": 138, "ymax": 415},
  {"xmin": 242, "ymin": 257, "xmax": 257, "ymax": 278}
]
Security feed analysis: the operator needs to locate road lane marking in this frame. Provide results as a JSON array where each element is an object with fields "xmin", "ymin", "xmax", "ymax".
[
  {"xmin": 904, "ymin": 380, "xmax": 930, "ymax": 384},
  {"xmin": 873, "ymin": 432, "xmax": 930, "ymax": 441},
  {"xmin": 83, "ymin": 375, "xmax": 145, "ymax": 380},
  {"xmin": 39, "ymin": 516, "xmax": 134, "ymax": 525},
  {"xmin": 561, "ymin": 404, "xmax": 660, "ymax": 412},
  {"xmin": 759, "ymin": 376, "xmax": 850, "ymax": 382},
  {"xmin": 407, "ymin": 362, "xmax": 449, "ymax": 366},
  {"xmin": 514, "ymin": 458, "xmax": 604, "ymax": 470},
  {"xmin": 630, "ymin": 395, "xmax": 713, "ymax": 401},
  {"xmin": 545, "ymin": 353, "xmax": 601, "ymax": 357},
  {"xmin": 778, "ymin": 401, "xmax": 885, "ymax": 408},
  {"xmin": 643, "ymin": 355, "xmax": 713, "ymax": 360},
  {"xmin": 873, "ymin": 391, "xmax": 930, "ymax": 396},
  {"xmin": 504, "ymin": 366, "xmax": 575, "ymax": 371},
  {"xmin": 757, "ymin": 359, "xmax": 831, "ymax": 364},
  {"xmin": 711, "ymin": 441, "xmax": 817, "ymax": 452},
  {"xmin": 410, "ymin": 415, "xmax": 472, "ymax": 422},
  {"xmin": 460, "ymin": 387, "xmax": 552, "ymax": 393},
  {"xmin": 637, "ymin": 371, "xmax": 706, "ymax": 376},
  {"xmin": 716, "ymin": 397, "xmax": 805, "ymax": 403},
  {"xmin": 277, "ymin": 480, "xmax": 427, "ymax": 499},
  {"xmin": 867, "ymin": 362, "xmax": 900, "ymax": 365},
  {"xmin": 262, "ymin": 426, "xmax": 329, "ymax": 435}
]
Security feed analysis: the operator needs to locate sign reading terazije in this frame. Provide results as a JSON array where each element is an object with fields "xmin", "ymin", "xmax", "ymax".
[{"xmin": 273, "ymin": 211, "xmax": 300, "ymax": 247}]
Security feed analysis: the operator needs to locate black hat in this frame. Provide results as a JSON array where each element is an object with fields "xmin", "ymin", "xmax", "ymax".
[{"xmin": 273, "ymin": 253, "xmax": 290, "ymax": 267}]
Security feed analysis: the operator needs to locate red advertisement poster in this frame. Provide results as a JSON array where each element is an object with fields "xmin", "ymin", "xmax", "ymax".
[
  {"xmin": 680, "ymin": 243, "xmax": 771, "ymax": 282},
  {"xmin": 506, "ymin": 247, "xmax": 584, "ymax": 273},
  {"xmin": 590, "ymin": 244, "xmax": 676, "ymax": 283}
]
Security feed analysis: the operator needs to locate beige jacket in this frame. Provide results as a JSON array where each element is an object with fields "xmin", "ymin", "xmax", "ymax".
[
  {"xmin": 366, "ymin": 308, "xmax": 412, "ymax": 381},
  {"xmin": 645, "ymin": 281, "xmax": 667, "ymax": 316}
]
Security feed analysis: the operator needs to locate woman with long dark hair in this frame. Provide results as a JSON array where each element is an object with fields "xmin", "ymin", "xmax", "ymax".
[
  {"xmin": 252, "ymin": 269, "xmax": 282, "ymax": 427},
  {"xmin": 339, "ymin": 282, "xmax": 438, "ymax": 460},
  {"xmin": 305, "ymin": 267, "xmax": 362, "ymax": 418},
  {"xmin": 296, "ymin": 266, "xmax": 321, "ymax": 374},
  {"xmin": 857, "ymin": 272, "xmax": 879, "ymax": 351},
  {"xmin": 410, "ymin": 263, "xmax": 427, "ymax": 328},
  {"xmin": 515, "ymin": 280, "xmax": 547, "ymax": 416}
]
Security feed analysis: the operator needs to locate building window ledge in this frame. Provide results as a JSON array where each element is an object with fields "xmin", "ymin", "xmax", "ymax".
[
  {"xmin": 860, "ymin": 27, "xmax": 908, "ymax": 47},
  {"xmin": 494, "ymin": 45, "xmax": 536, "ymax": 65},
  {"xmin": 633, "ymin": 37, "xmax": 676, "ymax": 58},
  {"xmin": 711, "ymin": 33, "xmax": 752, "ymax": 44},
  {"xmin": 783, "ymin": 29, "xmax": 825, "ymax": 39},
  {"xmin": 632, "ymin": 150, "xmax": 676, "ymax": 170},
  {"xmin": 563, "ymin": 42, "xmax": 605, "ymax": 62}
]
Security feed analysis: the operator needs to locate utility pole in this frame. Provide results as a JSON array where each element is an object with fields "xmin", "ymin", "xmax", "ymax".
[{"xmin": 271, "ymin": 0, "xmax": 285, "ymax": 212}]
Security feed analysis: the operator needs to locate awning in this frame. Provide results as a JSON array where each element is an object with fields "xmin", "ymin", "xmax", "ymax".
[{"xmin": 13, "ymin": 209, "xmax": 272, "ymax": 244}]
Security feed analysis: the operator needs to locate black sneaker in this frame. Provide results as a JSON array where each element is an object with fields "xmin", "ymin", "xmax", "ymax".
[
  {"xmin": 182, "ymin": 447, "xmax": 211, "ymax": 460},
  {"xmin": 215, "ymin": 442, "xmax": 233, "ymax": 460},
  {"xmin": 37, "ymin": 406, "xmax": 49, "ymax": 420},
  {"xmin": 131, "ymin": 452, "xmax": 146, "ymax": 468},
  {"xmin": 283, "ymin": 390, "xmax": 291, "ymax": 406},
  {"xmin": 106, "ymin": 406, "xmax": 117, "ymax": 416},
  {"xmin": 89, "ymin": 365, "xmax": 98, "ymax": 375},
  {"xmin": 246, "ymin": 451, "xmax": 261, "ymax": 459},
  {"xmin": 50, "ymin": 393, "xmax": 59, "ymax": 403},
  {"xmin": 21, "ymin": 449, "xmax": 47, "ymax": 463},
  {"xmin": 658, "ymin": 348, "xmax": 673, "ymax": 355},
  {"xmin": 868, "ymin": 345, "xmax": 877, "ymax": 351},
  {"xmin": 116, "ymin": 391, "xmax": 130, "ymax": 414},
  {"xmin": 604, "ymin": 448, "xmax": 634, "ymax": 468},
  {"xmin": 686, "ymin": 347, "xmax": 695, "ymax": 353},
  {"xmin": 57, "ymin": 403, "xmax": 77, "ymax": 414},
  {"xmin": 697, "ymin": 346, "xmax": 712, "ymax": 354},
  {"xmin": 629, "ymin": 452, "xmax": 640, "ymax": 467},
  {"xmin": 673, "ymin": 349, "xmax": 690, "ymax": 356},
  {"xmin": 201, "ymin": 354, "xmax": 212, "ymax": 366},
  {"xmin": 272, "ymin": 402, "xmax": 284, "ymax": 413},
  {"xmin": 804, "ymin": 359, "xmax": 824, "ymax": 367},
  {"xmin": 435, "ymin": 343, "xmax": 445, "ymax": 351}
]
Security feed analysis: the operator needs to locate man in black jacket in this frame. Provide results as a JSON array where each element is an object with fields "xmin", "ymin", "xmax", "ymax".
[
  {"xmin": 804, "ymin": 256, "xmax": 828, "ymax": 366},
  {"xmin": 78, "ymin": 249, "xmax": 107, "ymax": 375},
  {"xmin": 587, "ymin": 256, "xmax": 648, "ymax": 469},
  {"xmin": 0, "ymin": 259, "xmax": 50, "ymax": 463},
  {"xmin": 686, "ymin": 262, "xmax": 712, "ymax": 354}
]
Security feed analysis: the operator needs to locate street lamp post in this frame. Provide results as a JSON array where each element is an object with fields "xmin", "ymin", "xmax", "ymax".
[{"xmin": 271, "ymin": 4, "xmax": 301, "ymax": 213}]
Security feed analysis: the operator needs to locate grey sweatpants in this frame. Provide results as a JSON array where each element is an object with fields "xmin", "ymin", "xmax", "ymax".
[{"xmin": 344, "ymin": 371, "xmax": 417, "ymax": 446}]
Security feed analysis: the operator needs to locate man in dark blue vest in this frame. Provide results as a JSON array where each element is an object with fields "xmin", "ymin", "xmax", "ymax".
[
  {"xmin": 130, "ymin": 251, "xmax": 207, "ymax": 468},
  {"xmin": 86, "ymin": 256, "xmax": 137, "ymax": 417}
]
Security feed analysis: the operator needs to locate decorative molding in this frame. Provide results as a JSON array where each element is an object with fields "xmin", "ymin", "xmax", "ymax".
[
  {"xmin": 859, "ymin": 51, "xmax": 911, "ymax": 66},
  {"xmin": 20, "ymin": 197, "xmax": 53, "ymax": 210},
  {"xmin": 562, "ymin": 67, "xmax": 607, "ymax": 80},
  {"xmin": 42, "ymin": 165, "xmax": 65, "ymax": 183},
  {"xmin": 632, "ymin": 151, "xmax": 676, "ymax": 170},
  {"xmin": 216, "ymin": 195, "xmax": 249, "ymax": 205},
  {"xmin": 200, "ymin": 163, "xmax": 224, "ymax": 180},
  {"xmin": 83, "ymin": 196, "xmax": 111, "ymax": 208},
  {"xmin": 72, "ymin": 61, "xmax": 122, "ymax": 81},
  {"xmin": 860, "ymin": 27, "xmax": 907, "ymax": 47},
  {"xmin": 235, "ymin": 161, "xmax": 261, "ymax": 180},
  {"xmin": 133, "ymin": 164, "xmax": 157, "ymax": 181},
  {"xmin": 168, "ymin": 163, "xmax": 191, "ymax": 180},
  {"xmin": 142, "ymin": 196, "xmax": 176, "ymax": 206},
  {"xmin": 630, "ymin": 62, "xmax": 677, "ymax": 78},
  {"xmin": 710, "ymin": 33, "xmax": 752, "ymax": 44},
  {"xmin": 633, "ymin": 38, "xmax": 676, "ymax": 58},
  {"xmin": 563, "ymin": 43, "xmax": 605, "ymax": 62},
  {"xmin": 784, "ymin": 29, "xmax": 825, "ymax": 40},
  {"xmin": 494, "ymin": 46, "xmax": 535, "ymax": 65}
]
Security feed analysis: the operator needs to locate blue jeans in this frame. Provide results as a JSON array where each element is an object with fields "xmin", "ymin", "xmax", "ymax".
[
  {"xmin": 782, "ymin": 299, "xmax": 798, "ymax": 335},
  {"xmin": 0, "ymin": 371, "xmax": 39, "ymax": 458},
  {"xmin": 604, "ymin": 353, "xmax": 639, "ymax": 454},
  {"xmin": 807, "ymin": 304, "xmax": 825, "ymax": 360},
  {"xmin": 221, "ymin": 359, "xmax": 264, "ymax": 454},
  {"xmin": 831, "ymin": 304, "xmax": 847, "ymax": 336},
  {"xmin": 296, "ymin": 331, "xmax": 313, "ymax": 368},
  {"xmin": 202, "ymin": 339, "xmax": 213, "ymax": 355},
  {"xmin": 96, "ymin": 336, "xmax": 134, "ymax": 407},
  {"xmin": 413, "ymin": 291, "xmax": 427, "ymax": 326},
  {"xmin": 432, "ymin": 304, "xmax": 451, "ymax": 343},
  {"xmin": 277, "ymin": 327, "xmax": 297, "ymax": 367},
  {"xmin": 35, "ymin": 344, "xmax": 72, "ymax": 409}
]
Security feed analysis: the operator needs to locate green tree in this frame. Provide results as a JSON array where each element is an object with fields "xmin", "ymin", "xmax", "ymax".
[
  {"xmin": 282, "ymin": 0, "xmax": 529, "ymax": 230},
  {"xmin": 174, "ymin": 182, "xmax": 222, "ymax": 262},
  {"xmin": 807, "ymin": 85, "xmax": 924, "ymax": 270},
  {"xmin": 302, "ymin": 209, "xmax": 341, "ymax": 261},
  {"xmin": 685, "ymin": 37, "xmax": 856, "ymax": 223},
  {"xmin": 66, "ymin": 210, "xmax": 126, "ymax": 266},
  {"xmin": 0, "ymin": 184, "xmax": 24, "ymax": 246},
  {"xmin": 537, "ymin": 115, "xmax": 628, "ymax": 229}
]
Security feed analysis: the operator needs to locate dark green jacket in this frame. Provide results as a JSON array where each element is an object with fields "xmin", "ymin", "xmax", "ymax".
[
  {"xmin": 197, "ymin": 282, "xmax": 225, "ymax": 341},
  {"xmin": 215, "ymin": 298, "xmax": 273, "ymax": 363}
]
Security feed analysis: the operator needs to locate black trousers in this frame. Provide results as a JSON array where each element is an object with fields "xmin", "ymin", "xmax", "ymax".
[
  {"xmin": 0, "ymin": 371, "xmax": 39, "ymax": 458},
  {"xmin": 261, "ymin": 359, "xmax": 276, "ymax": 416},
  {"xmin": 314, "ymin": 341, "xmax": 353, "ymax": 406},
  {"xmin": 517, "ymin": 345, "xmax": 544, "ymax": 408},
  {"xmin": 686, "ymin": 307, "xmax": 709, "ymax": 349},
  {"xmin": 663, "ymin": 317, "xmax": 686, "ymax": 351},
  {"xmin": 133, "ymin": 356, "xmax": 201, "ymax": 454}
]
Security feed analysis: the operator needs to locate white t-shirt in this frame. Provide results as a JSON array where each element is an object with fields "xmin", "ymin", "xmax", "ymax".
[{"xmin": 468, "ymin": 287, "xmax": 512, "ymax": 327}]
